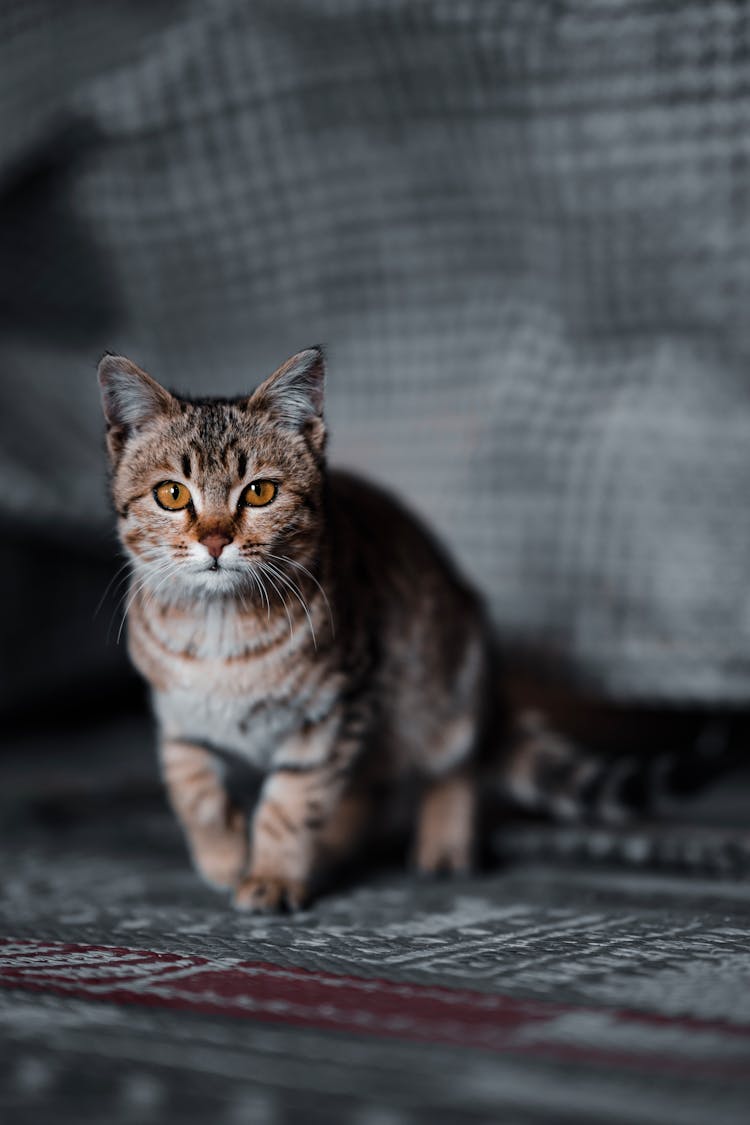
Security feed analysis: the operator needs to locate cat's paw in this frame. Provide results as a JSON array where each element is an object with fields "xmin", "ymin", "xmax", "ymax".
[
  {"xmin": 192, "ymin": 821, "xmax": 249, "ymax": 890},
  {"xmin": 196, "ymin": 851, "xmax": 246, "ymax": 891},
  {"xmin": 414, "ymin": 836, "xmax": 473, "ymax": 878},
  {"xmin": 414, "ymin": 774, "xmax": 475, "ymax": 877},
  {"xmin": 413, "ymin": 808, "xmax": 474, "ymax": 876},
  {"xmin": 233, "ymin": 874, "xmax": 308, "ymax": 913}
]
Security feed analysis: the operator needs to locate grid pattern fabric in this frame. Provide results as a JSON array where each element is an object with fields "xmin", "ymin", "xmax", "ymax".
[
  {"xmin": 2, "ymin": 1, "xmax": 750, "ymax": 702},
  {"xmin": 2, "ymin": 786, "xmax": 750, "ymax": 1125}
]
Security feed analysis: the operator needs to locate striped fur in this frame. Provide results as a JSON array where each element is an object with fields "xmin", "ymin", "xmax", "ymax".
[
  {"xmin": 99, "ymin": 348, "xmax": 707, "ymax": 910},
  {"xmin": 99, "ymin": 348, "xmax": 495, "ymax": 911}
]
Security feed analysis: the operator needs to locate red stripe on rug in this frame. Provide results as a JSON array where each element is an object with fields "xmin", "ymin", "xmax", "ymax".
[{"xmin": 0, "ymin": 938, "xmax": 748, "ymax": 1077}]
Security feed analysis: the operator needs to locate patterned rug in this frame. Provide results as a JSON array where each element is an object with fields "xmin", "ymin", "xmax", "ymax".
[
  {"xmin": 1, "ymin": 826, "xmax": 749, "ymax": 1121},
  {"xmin": 2, "ymin": 721, "xmax": 749, "ymax": 1123}
]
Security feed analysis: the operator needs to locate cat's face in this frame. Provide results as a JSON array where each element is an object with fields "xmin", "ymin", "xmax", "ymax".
[{"xmin": 98, "ymin": 349, "xmax": 326, "ymax": 602}]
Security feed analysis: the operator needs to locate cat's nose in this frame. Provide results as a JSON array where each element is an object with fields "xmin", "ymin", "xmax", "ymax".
[{"xmin": 200, "ymin": 531, "xmax": 233, "ymax": 559}]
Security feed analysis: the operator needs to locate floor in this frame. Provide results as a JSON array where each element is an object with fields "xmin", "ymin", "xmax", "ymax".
[{"xmin": 1, "ymin": 719, "xmax": 749, "ymax": 1124}]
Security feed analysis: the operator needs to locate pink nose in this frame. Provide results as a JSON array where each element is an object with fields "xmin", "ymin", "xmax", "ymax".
[{"xmin": 200, "ymin": 532, "xmax": 232, "ymax": 559}]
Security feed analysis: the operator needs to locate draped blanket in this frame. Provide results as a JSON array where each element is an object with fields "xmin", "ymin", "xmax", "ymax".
[{"xmin": 2, "ymin": 1, "xmax": 750, "ymax": 703}]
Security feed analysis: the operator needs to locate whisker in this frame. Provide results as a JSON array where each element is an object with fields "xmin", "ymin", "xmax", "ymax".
[
  {"xmin": 132, "ymin": 562, "xmax": 187, "ymax": 640},
  {"xmin": 94, "ymin": 558, "xmax": 132, "ymax": 620},
  {"xmin": 108, "ymin": 566, "xmax": 159, "ymax": 643},
  {"xmin": 236, "ymin": 583, "xmax": 252, "ymax": 633},
  {"xmin": 256, "ymin": 561, "xmax": 295, "ymax": 642},
  {"xmin": 247, "ymin": 563, "xmax": 271, "ymax": 622},
  {"xmin": 115, "ymin": 558, "xmax": 180, "ymax": 644},
  {"xmin": 261, "ymin": 559, "xmax": 317, "ymax": 650},
  {"xmin": 143, "ymin": 561, "xmax": 184, "ymax": 608},
  {"xmin": 115, "ymin": 568, "xmax": 163, "ymax": 645},
  {"xmin": 266, "ymin": 552, "xmax": 334, "ymax": 637}
]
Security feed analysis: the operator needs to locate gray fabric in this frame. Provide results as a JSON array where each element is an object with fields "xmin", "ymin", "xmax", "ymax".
[
  {"xmin": 3, "ymin": 790, "xmax": 750, "ymax": 1124},
  {"xmin": 3, "ymin": 1, "xmax": 750, "ymax": 703}
]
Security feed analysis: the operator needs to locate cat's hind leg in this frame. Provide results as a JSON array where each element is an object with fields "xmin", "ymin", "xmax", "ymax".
[
  {"xmin": 412, "ymin": 712, "xmax": 479, "ymax": 875},
  {"xmin": 414, "ymin": 768, "xmax": 476, "ymax": 876},
  {"xmin": 410, "ymin": 626, "xmax": 485, "ymax": 876}
]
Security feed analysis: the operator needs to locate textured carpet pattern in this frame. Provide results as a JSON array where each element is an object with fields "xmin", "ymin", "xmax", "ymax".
[
  {"xmin": 2, "ymin": 794, "xmax": 750, "ymax": 1124},
  {"xmin": 8, "ymin": 936, "xmax": 747, "ymax": 1075}
]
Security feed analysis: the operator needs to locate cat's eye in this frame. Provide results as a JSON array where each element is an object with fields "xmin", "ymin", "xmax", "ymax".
[
  {"xmin": 154, "ymin": 481, "xmax": 192, "ymax": 511},
  {"xmin": 241, "ymin": 480, "xmax": 277, "ymax": 508}
]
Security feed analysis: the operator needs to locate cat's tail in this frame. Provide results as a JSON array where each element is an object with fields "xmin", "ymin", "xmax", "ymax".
[{"xmin": 494, "ymin": 709, "xmax": 736, "ymax": 824}]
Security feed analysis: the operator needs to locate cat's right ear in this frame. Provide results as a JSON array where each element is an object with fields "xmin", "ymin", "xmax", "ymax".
[{"xmin": 98, "ymin": 355, "xmax": 176, "ymax": 460}]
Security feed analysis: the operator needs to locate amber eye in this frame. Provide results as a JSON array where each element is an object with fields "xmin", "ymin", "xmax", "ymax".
[
  {"xmin": 154, "ymin": 481, "xmax": 192, "ymax": 511},
  {"xmin": 241, "ymin": 480, "xmax": 277, "ymax": 508}
]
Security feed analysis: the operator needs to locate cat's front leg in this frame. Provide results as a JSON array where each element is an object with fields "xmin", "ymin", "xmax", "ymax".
[
  {"xmin": 160, "ymin": 739, "xmax": 248, "ymax": 890},
  {"xmin": 234, "ymin": 750, "xmax": 352, "ymax": 913}
]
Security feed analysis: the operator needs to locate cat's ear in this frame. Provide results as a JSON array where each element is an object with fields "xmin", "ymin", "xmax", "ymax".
[
  {"xmin": 249, "ymin": 347, "xmax": 326, "ymax": 450},
  {"xmin": 98, "ymin": 355, "xmax": 176, "ymax": 458}
]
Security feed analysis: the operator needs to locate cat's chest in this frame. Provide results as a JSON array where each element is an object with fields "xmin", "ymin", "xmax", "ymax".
[
  {"xmin": 130, "ymin": 601, "xmax": 323, "ymax": 768},
  {"xmin": 154, "ymin": 685, "xmax": 304, "ymax": 769}
]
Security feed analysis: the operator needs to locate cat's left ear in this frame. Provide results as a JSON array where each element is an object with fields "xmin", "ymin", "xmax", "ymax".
[
  {"xmin": 98, "ymin": 354, "xmax": 177, "ymax": 460},
  {"xmin": 249, "ymin": 347, "xmax": 326, "ymax": 452}
]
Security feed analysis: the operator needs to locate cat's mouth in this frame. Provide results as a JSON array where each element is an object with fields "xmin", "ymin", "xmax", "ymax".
[{"xmin": 202, "ymin": 558, "xmax": 243, "ymax": 576}]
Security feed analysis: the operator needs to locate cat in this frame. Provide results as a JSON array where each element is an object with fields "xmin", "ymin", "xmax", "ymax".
[
  {"xmin": 98, "ymin": 347, "xmax": 713, "ymax": 911},
  {"xmin": 99, "ymin": 347, "xmax": 499, "ymax": 910}
]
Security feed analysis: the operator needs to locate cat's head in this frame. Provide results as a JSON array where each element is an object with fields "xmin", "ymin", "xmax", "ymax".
[{"xmin": 98, "ymin": 348, "xmax": 326, "ymax": 601}]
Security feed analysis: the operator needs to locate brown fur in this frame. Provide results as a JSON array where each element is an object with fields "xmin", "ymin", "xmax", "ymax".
[
  {"xmin": 161, "ymin": 740, "xmax": 248, "ymax": 888},
  {"xmin": 100, "ymin": 347, "xmax": 642, "ymax": 911},
  {"xmin": 99, "ymin": 347, "xmax": 502, "ymax": 910}
]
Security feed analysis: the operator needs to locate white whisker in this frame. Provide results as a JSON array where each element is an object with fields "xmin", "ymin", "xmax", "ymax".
[
  {"xmin": 94, "ymin": 557, "xmax": 132, "ymax": 620},
  {"xmin": 109, "ymin": 565, "xmax": 158, "ymax": 643},
  {"xmin": 247, "ymin": 563, "xmax": 271, "ymax": 621},
  {"xmin": 115, "ymin": 558, "xmax": 181, "ymax": 644},
  {"xmin": 261, "ymin": 558, "xmax": 317, "ymax": 650},
  {"xmin": 256, "ymin": 561, "xmax": 295, "ymax": 642},
  {"xmin": 266, "ymin": 552, "xmax": 334, "ymax": 636}
]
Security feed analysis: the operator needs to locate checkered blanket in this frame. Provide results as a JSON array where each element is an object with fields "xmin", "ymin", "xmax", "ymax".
[{"xmin": 2, "ymin": 1, "xmax": 750, "ymax": 704}]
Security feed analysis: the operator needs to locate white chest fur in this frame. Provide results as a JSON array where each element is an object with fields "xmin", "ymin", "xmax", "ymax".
[
  {"xmin": 131, "ymin": 598, "xmax": 338, "ymax": 770},
  {"xmin": 153, "ymin": 685, "xmax": 305, "ymax": 769}
]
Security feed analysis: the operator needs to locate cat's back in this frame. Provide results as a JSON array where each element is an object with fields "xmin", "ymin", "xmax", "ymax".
[
  {"xmin": 326, "ymin": 468, "xmax": 478, "ymax": 601},
  {"xmin": 324, "ymin": 469, "xmax": 492, "ymax": 771},
  {"xmin": 325, "ymin": 468, "xmax": 488, "ymax": 681}
]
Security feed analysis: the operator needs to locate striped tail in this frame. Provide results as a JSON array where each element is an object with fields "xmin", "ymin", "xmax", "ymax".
[{"xmin": 498, "ymin": 709, "xmax": 738, "ymax": 825}]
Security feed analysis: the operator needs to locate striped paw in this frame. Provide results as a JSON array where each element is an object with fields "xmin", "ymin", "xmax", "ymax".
[{"xmin": 191, "ymin": 808, "xmax": 250, "ymax": 890}]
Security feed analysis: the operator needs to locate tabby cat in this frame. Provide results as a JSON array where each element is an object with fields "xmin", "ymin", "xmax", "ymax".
[{"xmin": 97, "ymin": 347, "xmax": 652, "ymax": 911}]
